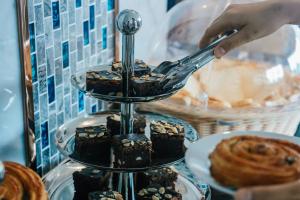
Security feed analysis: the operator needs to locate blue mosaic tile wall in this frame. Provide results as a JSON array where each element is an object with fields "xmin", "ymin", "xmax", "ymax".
[{"xmin": 28, "ymin": 0, "xmax": 116, "ymax": 175}]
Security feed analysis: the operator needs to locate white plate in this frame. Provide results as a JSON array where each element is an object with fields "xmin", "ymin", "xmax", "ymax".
[{"xmin": 185, "ymin": 131, "xmax": 300, "ymax": 196}]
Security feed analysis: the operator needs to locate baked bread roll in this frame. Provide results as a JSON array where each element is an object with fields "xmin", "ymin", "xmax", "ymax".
[
  {"xmin": 0, "ymin": 162, "xmax": 48, "ymax": 200},
  {"xmin": 210, "ymin": 135, "xmax": 300, "ymax": 188}
]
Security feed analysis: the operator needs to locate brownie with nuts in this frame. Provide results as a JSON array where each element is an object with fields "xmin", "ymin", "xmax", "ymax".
[
  {"xmin": 150, "ymin": 121, "xmax": 185, "ymax": 158},
  {"xmin": 137, "ymin": 185, "xmax": 182, "ymax": 200},
  {"xmin": 136, "ymin": 167, "xmax": 178, "ymax": 191},
  {"xmin": 113, "ymin": 134, "xmax": 152, "ymax": 168},
  {"xmin": 73, "ymin": 168, "xmax": 110, "ymax": 200},
  {"xmin": 74, "ymin": 125, "xmax": 111, "ymax": 164},
  {"xmin": 107, "ymin": 114, "xmax": 146, "ymax": 135},
  {"xmin": 86, "ymin": 70, "xmax": 122, "ymax": 95},
  {"xmin": 88, "ymin": 191, "xmax": 123, "ymax": 200},
  {"xmin": 131, "ymin": 73, "xmax": 164, "ymax": 97},
  {"xmin": 112, "ymin": 60, "xmax": 151, "ymax": 77}
]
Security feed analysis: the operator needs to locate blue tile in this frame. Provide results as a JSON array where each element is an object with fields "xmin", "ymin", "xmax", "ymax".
[
  {"xmin": 78, "ymin": 91, "xmax": 85, "ymax": 112},
  {"xmin": 96, "ymin": 0, "xmax": 101, "ymax": 15},
  {"xmin": 63, "ymin": 69, "xmax": 70, "ymax": 94},
  {"xmin": 42, "ymin": 148, "xmax": 50, "ymax": 174},
  {"xmin": 33, "ymin": 83, "xmax": 39, "ymax": 112},
  {"xmin": 91, "ymin": 31, "xmax": 96, "ymax": 55},
  {"xmin": 68, "ymin": 0, "xmax": 75, "ymax": 24},
  {"xmin": 72, "ymin": 104, "xmax": 78, "ymax": 118},
  {"xmin": 92, "ymin": 104, "xmax": 97, "ymax": 113},
  {"xmin": 55, "ymin": 58, "xmax": 63, "ymax": 85},
  {"xmin": 57, "ymin": 112, "xmax": 64, "ymax": 127},
  {"xmin": 44, "ymin": 17, "xmax": 54, "ymax": 48},
  {"xmin": 62, "ymin": 42, "xmax": 69, "ymax": 68},
  {"xmin": 76, "ymin": 0, "xmax": 82, "ymax": 7},
  {"xmin": 60, "ymin": 0, "xmax": 67, "ymax": 12},
  {"xmin": 53, "ymin": 30, "xmax": 62, "ymax": 58},
  {"xmin": 83, "ymin": 21, "xmax": 89, "ymax": 45},
  {"xmin": 77, "ymin": 36, "xmax": 83, "ymax": 61},
  {"xmin": 70, "ymin": 52, "xmax": 76, "ymax": 74},
  {"xmin": 56, "ymin": 86, "xmax": 64, "ymax": 112},
  {"xmin": 69, "ymin": 24, "xmax": 76, "ymax": 52},
  {"xmin": 64, "ymin": 95, "xmax": 71, "ymax": 121},
  {"xmin": 52, "ymin": 1, "xmax": 60, "ymax": 29},
  {"xmin": 48, "ymin": 113, "xmax": 56, "ymax": 131},
  {"xmin": 98, "ymin": 101, "xmax": 103, "ymax": 111},
  {"xmin": 36, "ymin": 36, "xmax": 46, "ymax": 65},
  {"xmin": 35, "ymin": 139, "xmax": 42, "ymax": 167},
  {"xmin": 49, "ymin": 102, "xmax": 56, "ymax": 113},
  {"xmin": 38, "ymin": 65, "xmax": 47, "ymax": 93},
  {"xmin": 71, "ymin": 87, "xmax": 78, "ymax": 104},
  {"xmin": 28, "ymin": 0, "xmax": 34, "ymax": 22},
  {"xmin": 46, "ymin": 47, "xmax": 54, "ymax": 76},
  {"xmin": 31, "ymin": 54, "xmax": 37, "ymax": 83},
  {"xmin": 29, "ymin": 23, "xmax": 36, "ymax": 53},
  {"xmin": 61, "ymin": 13, "xmax": 69, "ymax": 41},
  {"xmin": 108, "ymin": 0, "xmax": 114, "ymax": 11},
  {"xmin": 44, "ymin": 0, "xmax": 52, "ymax": 17},
  {"xmin": 41, "ymin": 121, "xmax": 49, "ymax": 149},
  {"xmin": 102, "ymin": 26, "xmax": 107, "ymax": 49},
  {"xmin": 47, "ymin": 76, "xmax": 55, "ymax": 103},
  {"xmin": 34, "ymin": 4, "xmax": 44, "ymax": 36},
  {"xmin": 36, "ymin": 167, "xmax": 42, "ymax": 176},
  {"xmin": 90, "ymin": 5, "xmax": 95, "ymax": 30},
  {"xmin": 34, "ymin": 112, "xmax": 41, "ymax": 139},
  {"xmin": 49, "ymin": 130, "xmax": 58, "ymax": 156},
  {"xmin": 40, "ymin": 93, "xmax": 48, "ymax": 122}
]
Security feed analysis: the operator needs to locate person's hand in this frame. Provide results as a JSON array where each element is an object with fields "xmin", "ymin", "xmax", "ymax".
[
  {"xmin": 235, "ymin": 180, "xmax": 300, "ymax": 200},
  {"xmin": 199, "ymin": 1, "xmax": 293, "ymax": 58}
]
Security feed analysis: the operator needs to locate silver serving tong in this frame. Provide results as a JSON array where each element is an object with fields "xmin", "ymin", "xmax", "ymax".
[{"xmin": 154, "ymin": 30, "xmax": 237, "ymax": 90}]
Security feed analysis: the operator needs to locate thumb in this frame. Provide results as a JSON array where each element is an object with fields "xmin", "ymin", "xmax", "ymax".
[
  {"xmin": 214, "ymin": 28, "xmax": 253, "ymax": 58},
  {"xmin": 235, "ymin": 180, "xmax": 300, "ymax": 200}
]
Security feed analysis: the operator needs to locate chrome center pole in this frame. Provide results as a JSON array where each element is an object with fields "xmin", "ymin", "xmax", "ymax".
[{"xmin": 116, "ymin": 10, "xmax": 142, "ymax": 135}]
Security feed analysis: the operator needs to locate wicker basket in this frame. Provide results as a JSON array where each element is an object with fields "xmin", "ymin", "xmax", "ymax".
[{"xmin": 138, "ymin": 102, "xmax": 300, "ymax": 137}]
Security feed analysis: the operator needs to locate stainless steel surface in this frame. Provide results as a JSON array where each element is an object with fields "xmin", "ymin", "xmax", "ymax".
[
  {"xmin": 43, "ymin": 160, "xmax": 209, "ymax": 200},
  {"xmin": 0, "ymin": 161, "xmax": 4, "ymax": 183},
  {"xmin": 16, "ymin": 0, "xmax": 36, "ymax": 167},
  {"xmin": 116, "ymin": 10, "xmax": 142, "ymax": 135},
  {"xmin": 55, "ymin": 111, "xmax": 199, "ymax": 172}
]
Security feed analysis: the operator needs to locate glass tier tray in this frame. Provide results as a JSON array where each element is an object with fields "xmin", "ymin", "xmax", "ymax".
[
  {"xmin": 56, "ymin": 111, "xmax": 199, "ymax": 172},
  {"xmin": 71, "ymin": 66, "xmax": 182, "ymax": 103},
  {"xmin": 43, "ymin": 160, "xmax": 210, "ymax": 200}
]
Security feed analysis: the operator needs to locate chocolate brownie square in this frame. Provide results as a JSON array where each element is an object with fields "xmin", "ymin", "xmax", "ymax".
[
  {"xmin": 74, "ymin": 125, "xmax": 111, "ymax": 164},
  {"xmin": 73, "ymin": 168, "xmax": 110, "ymax": 200},
  {"xmin": 112, "ymin": 60, "xmax": 151, "ymax": 77},
  {"xmin": 88, "ymin": 191, "xmax": 123, "ymax": 200},
  {"xmin": 131, "ymin": 73, "xmax": 164, "ymax": 97},
  {"xmin": 86, "ymin": 70, "xmax": 122, "ymax": 95},
  {"xmin": 137, "ymin": 184, "xmax": 182, "ymax": 200},
  {"xmin": 150, "ymin": 121, "xmax": 185, "ymax": 158},
  {"xmin": 107, "ymin": 114, "xmax": 146, "ymax": 135},
  {"xmin": 136, "ymin": 167, "xmax": 178, "ymax": 190},
  {"xmin": 113, "ymin": 134, "xmax": 152, "ymax": 168}
]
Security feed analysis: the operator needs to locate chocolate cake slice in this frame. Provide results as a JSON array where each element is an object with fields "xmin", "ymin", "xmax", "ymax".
[
  {"xmin": 74, "ymin": 125, "xmax": 111, "ymax": 164},
  {"xmin": 136, "ymin": 167, "xmax": 178, "ymax": 190},
  {"xmin": 107, "ymin": 114, "xmax": 146, "ymax": 135},
  {"xmin": 150, "ymin": 121, "xmax": 185, "ymax": 158},
  {"xmin": 112, "ymin": 60, "xmax": 151, "ymax": 77},
  {"xmin": 113, "ymin": 134, "xmax": 152, "ymax": 168},
  {"xmin": 131, "ymin": 73, "xmax": 164, "ymax": 97},
  {"xmin": 86, "ymin": 70, "xmax": 122, "ymax": 95},
  {"xmin": 137, "ymin": 184, "xmax": 182, "ymax": 200},
  {"xmin": 88, "ymin": 191, "xmax": 123, "ymax": 200},
  {"xmin": 73, "ymin": 168, "xmax": 110, "ymax": 200}
]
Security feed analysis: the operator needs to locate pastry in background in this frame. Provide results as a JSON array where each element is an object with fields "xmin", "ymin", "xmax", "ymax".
[
  {"xmin": 210, "ymin": 135, "xmax": 300, "ymax": 188},
  {"xmin": 0, "ymin": 162, "xmax": 48, "ymax": 200}
]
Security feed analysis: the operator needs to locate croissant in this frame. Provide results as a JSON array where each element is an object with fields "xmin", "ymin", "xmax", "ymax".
[
  {"xmin": 0, "ymin": 162, "xmax": 48, "ymax": 200},
  {"xmin": 210, "ymin": 135, "xmax": 300, "ymax": 188}
]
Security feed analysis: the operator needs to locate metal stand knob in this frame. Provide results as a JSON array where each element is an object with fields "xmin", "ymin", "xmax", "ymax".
[{"xmin": 116, "ymin": 10, "xmax": 142, "ymax": 135}]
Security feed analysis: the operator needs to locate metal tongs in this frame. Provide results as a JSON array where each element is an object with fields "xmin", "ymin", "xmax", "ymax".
[{"xmin": 154, "ymin": 30, "xmax": 237, "ymax": 90}]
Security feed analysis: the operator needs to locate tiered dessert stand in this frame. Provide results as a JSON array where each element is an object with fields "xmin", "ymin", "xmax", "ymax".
[{"xmin": 45, "ymin": 10, "xmax": 211, "ymax": 200}]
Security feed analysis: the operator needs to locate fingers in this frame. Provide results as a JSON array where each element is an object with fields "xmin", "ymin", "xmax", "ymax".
[
  {"xmin": 235, "ymin": 180, "xmax": 300, "ymax": 200},
  {"xmin": 213, "ymin": 27, "xmax": 255, "ymax": 58}
]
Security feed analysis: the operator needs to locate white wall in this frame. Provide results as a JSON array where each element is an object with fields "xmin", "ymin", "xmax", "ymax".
[{"xmin": 0, "ymin": 0, "xmax": 26, "ymax": 164}]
